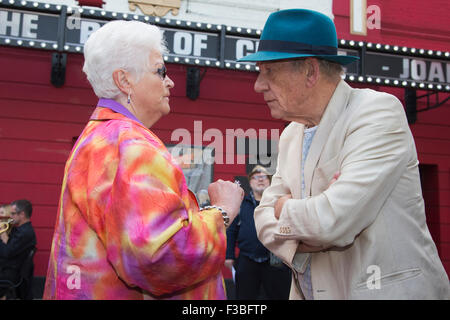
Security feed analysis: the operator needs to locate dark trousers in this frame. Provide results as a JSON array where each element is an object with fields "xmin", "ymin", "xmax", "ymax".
[{"xmin": 234, "ymin": 254, "xmax": 291, "ymax": 300}]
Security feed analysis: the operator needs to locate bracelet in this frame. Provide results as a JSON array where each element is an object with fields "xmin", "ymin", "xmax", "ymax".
[{"xmin": 200, "ymin": 205, "xmax": 230, "ymax": 228}]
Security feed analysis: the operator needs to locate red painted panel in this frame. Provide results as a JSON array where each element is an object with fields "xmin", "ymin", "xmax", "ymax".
[
  {"xmin": 415, "ymin": 106, "xmax": 450, "ymax": 127},
  {"xmin": 0, "ymin": 47, "xmax": 54, "ymax": 85},
  {"xmin": 0, "ymin": 118, "xmax": 85, "ymax": 142},
  {"xmin": 0, "ymin": 182, "xmax": 60, "ymax": 206},
  {"xmin": 30, "ymin": 205, "xmax": 58, "ymax": 228},
  {"xmin": 77, "ymin": 0, "xmax": 104, "ymax": 8},
  {"xmin": 425, "ymin": 205, "xmax": 440, "ymax": 223},
  {"xmin": 333, "ymin": 0, "xmax": 450, "ymax": 51},
  {"xmin": 423, "ymin": 190, "xmax": 450, "ymax": 206},
  {"xmin": 439, "ymin": 171, "xmax": 450, "ymax": 190},
  {"xmin": 0, "ymin": 98, "xmax": 94, "ymax": 124},
  {"xmin": 410, "ymin": 123, "xmax": 450, "ymax": 140},
  {"xmin": 169, "ymin": 97, "xmax": 273, "ymax": 122},
  {"xmin": 441, "ymin": 243, "xmax": 450, "ymax": 260},
  {"xmin": 35, "ymin": 227, "xmax": 55, "ymax": 251},
  {"xmin": 439, "ymin": 207, "xmax": 450, "ymax": 224},
  {"xmin": 418, "ymin": 153, "xmax": 450, "ymax": 166},
  {"xmin": 440, "ymin": 224, "xmax": 450, "ymax": 242},
  {"xmin": 0, "ymin": 139, "xmax": 72, "ymax": 163},
  {"xmin": 0, "ymin": 162, "xmax": 63, "ymax": 197},
  {"xmin": 0, "ymin": 80, "xmax": 97, "ymax": 106},
  {"xmin": 415, "ymin": 138, "xmax": 450, "ymax": 156},
  {"xmin": 34, "ymin": 251, "xmax": 50, "ymax": 276}
]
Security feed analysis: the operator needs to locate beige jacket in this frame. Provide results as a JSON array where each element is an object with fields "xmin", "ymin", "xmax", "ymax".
[{"xmin": 255, "ymin": 80, "xmax": 450, "ymax": 299}]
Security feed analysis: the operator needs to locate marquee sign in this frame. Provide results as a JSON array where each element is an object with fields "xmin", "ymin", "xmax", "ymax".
[{"xmin": 0, "ymin": 0, "xmax": 449, "ymax": 92}]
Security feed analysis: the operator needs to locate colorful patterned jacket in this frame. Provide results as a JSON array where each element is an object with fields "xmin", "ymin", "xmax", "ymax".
[{"xmin": 43, "ymin": 105, "xmax": 227, "ymax": 299}]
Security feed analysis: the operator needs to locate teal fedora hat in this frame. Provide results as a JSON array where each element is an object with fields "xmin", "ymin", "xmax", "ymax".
[{"xmin": 238, "ymin": 9, "xmax": 359, "ymax": 65}]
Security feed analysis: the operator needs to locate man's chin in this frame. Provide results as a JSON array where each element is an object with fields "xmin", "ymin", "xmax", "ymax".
[{"xmin": 269, "ymin": 108, "xmax": 283, "ymax": 120}]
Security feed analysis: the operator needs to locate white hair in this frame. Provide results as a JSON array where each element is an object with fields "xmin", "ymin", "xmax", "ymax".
[{"xmin": 82, "ymin": 20, "xmax": 167, "ymax": 98}]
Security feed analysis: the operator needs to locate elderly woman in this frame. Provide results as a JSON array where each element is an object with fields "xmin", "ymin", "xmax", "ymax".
[{"xmin": 43, "ymin": 20, "xmax": 243, "ymax": 300}]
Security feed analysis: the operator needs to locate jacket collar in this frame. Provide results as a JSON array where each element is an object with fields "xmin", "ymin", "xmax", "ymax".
[
  {"xmin": 90, "ymin": 98, "xmax": 146, "ymax": 128},
  {"xmin": 303, "ymin": 80, "xmax": 351, "ymax": 196},
  {"xmin": 284, "ymin": 80, "xmax": 351, "ymax": 198}
]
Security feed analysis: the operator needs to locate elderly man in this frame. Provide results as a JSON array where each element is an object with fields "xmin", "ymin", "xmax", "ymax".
[
  {"xmin": 225, "ymin": 165, "xmax": 291, "ymax": 299},
  {"xmin": 239, "ymin": 9, "xmax": 449, "ymax": 299}
]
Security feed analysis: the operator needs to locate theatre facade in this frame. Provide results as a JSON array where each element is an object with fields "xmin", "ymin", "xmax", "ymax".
[{"xmin": 0, "ymin": 0, "xmax": 449, "ymax": 281}]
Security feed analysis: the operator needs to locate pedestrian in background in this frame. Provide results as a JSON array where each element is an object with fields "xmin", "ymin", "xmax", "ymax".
[{"xmin": 226, "ymin": 165, "xmax": 291, "ymax": 299}]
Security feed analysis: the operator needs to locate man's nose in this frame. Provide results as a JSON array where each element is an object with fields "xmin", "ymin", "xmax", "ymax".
[{"xmin": 254, "ymin": 73, "xmax": 268, "ymax": 93}]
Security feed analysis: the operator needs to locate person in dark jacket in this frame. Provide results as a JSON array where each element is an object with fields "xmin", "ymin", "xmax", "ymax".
[
  {"xmin": 225, "ymin": 166, "xmax": 291, "ymax": 299},
  {"xmin": 0, "ymin": 199, "xmax": 37, "ymax": 299}
]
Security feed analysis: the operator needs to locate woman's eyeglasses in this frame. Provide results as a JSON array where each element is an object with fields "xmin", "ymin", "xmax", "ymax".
[{"xmin": 156, "ymin": 65, "xmax": 167, "ymax": 80}]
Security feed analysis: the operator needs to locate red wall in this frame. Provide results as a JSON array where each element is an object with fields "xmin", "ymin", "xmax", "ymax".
[{"xmin": 333, "ymin": 0, "xmax": 450, "ymax": 275}]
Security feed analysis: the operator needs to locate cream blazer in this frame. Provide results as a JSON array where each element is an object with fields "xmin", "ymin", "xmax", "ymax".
[{"xmin": 255, "ymin": 80, "xmax": 450, "ymax": 299}]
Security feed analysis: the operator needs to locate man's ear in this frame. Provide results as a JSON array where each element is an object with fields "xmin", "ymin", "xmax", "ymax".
[
  {"xmin": 112, "ymin": 69, "xmax": 133, "ymax": 95},
  {"xmin": 304, "ymin": 58, "xmax": 320, "ymax": 88}
]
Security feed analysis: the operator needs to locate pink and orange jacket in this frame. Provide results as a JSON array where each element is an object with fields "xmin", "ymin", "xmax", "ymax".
[{"xmin": 43, "ymin": 106, "xmax": 227, "ymax": 299}]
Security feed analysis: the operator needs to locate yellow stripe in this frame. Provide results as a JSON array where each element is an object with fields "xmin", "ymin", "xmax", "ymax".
[{"xmin": 146, "ymin": 217, "xmax": 187, "ymax": 256}]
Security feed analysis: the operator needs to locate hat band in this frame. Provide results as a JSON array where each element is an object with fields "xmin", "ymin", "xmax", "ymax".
[{"xmin": 258, "ymin": 40, "xmax": 337, "ymax": 56}]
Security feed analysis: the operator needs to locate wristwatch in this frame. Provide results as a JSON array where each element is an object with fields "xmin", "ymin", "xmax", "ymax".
[{"xmin": 200, "ymin": 205, "xmax": 230, "ymax": 228}]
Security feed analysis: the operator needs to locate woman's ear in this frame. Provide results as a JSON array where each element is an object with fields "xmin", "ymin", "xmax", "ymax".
[{"xmin": 112, "ymin": 69, "xmax": 132, "ymax": 95}]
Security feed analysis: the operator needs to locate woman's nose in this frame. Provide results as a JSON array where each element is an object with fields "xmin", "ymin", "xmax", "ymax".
[{"xmin": 165, "ymin": 75, "xmax": 175, "ymax": 89}]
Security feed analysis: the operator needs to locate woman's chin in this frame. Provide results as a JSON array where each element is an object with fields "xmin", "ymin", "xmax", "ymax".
[
  {"xmin": 162, "ymin": 107, "xmax": 170, "ymax": 116},
  {"xmin": 163, "ymin": 103, "xmax": 171, "ymax": 114}
]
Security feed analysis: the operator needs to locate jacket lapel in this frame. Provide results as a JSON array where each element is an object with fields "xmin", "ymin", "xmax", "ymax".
[
  {"xmin": 284, "ymin": 123, "xmax": 304, "ymax": 199},
  {"xmin": 303, "ymin": 80, "xmax": 352, "ymax": 196}
]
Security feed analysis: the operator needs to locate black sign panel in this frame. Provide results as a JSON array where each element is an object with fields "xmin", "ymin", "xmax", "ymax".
[
  {"xmin": 365, "ymin": 52, "xmax": 449, "ymax": 84},
  {"xmin": 339, "ymin": 49, "xmax": 359, "ymax": 75},
  {"xmin": 0, "ymin": 8, "xmax": 58, "ymax": 43},
  {"xmin": 163, "ymin": 28, "xmax": 219, "ymax": 60},
  {"xmin": 225, "ymin": 35, "xmax": 258, "ymax": 62}
]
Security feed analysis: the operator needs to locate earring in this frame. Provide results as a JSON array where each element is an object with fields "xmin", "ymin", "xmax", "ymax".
[{"xmin": 127, "ymin": 92, "xmax": 131, "ymax": 104}]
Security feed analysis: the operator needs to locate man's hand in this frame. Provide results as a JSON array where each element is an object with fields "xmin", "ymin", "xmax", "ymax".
[
  {"xmin": 327, "ymin": 171, "xmax": 340, "ymax": 189},
  {"xmin": 274, "ymin": 194, "xmax": 292, "ymax": 220},
  {"xmin": 0, "ymin": 231, "xmax": 8, "ymax": 244},
  {"xmin": 224, "ymin": 259, "xmax": 234, "ymax": 270}
]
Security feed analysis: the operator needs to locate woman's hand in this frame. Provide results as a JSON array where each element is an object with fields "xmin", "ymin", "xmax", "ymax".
[{"xmin": 208, "ymin": 179, "xmax": 244, "ymax": 224}]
